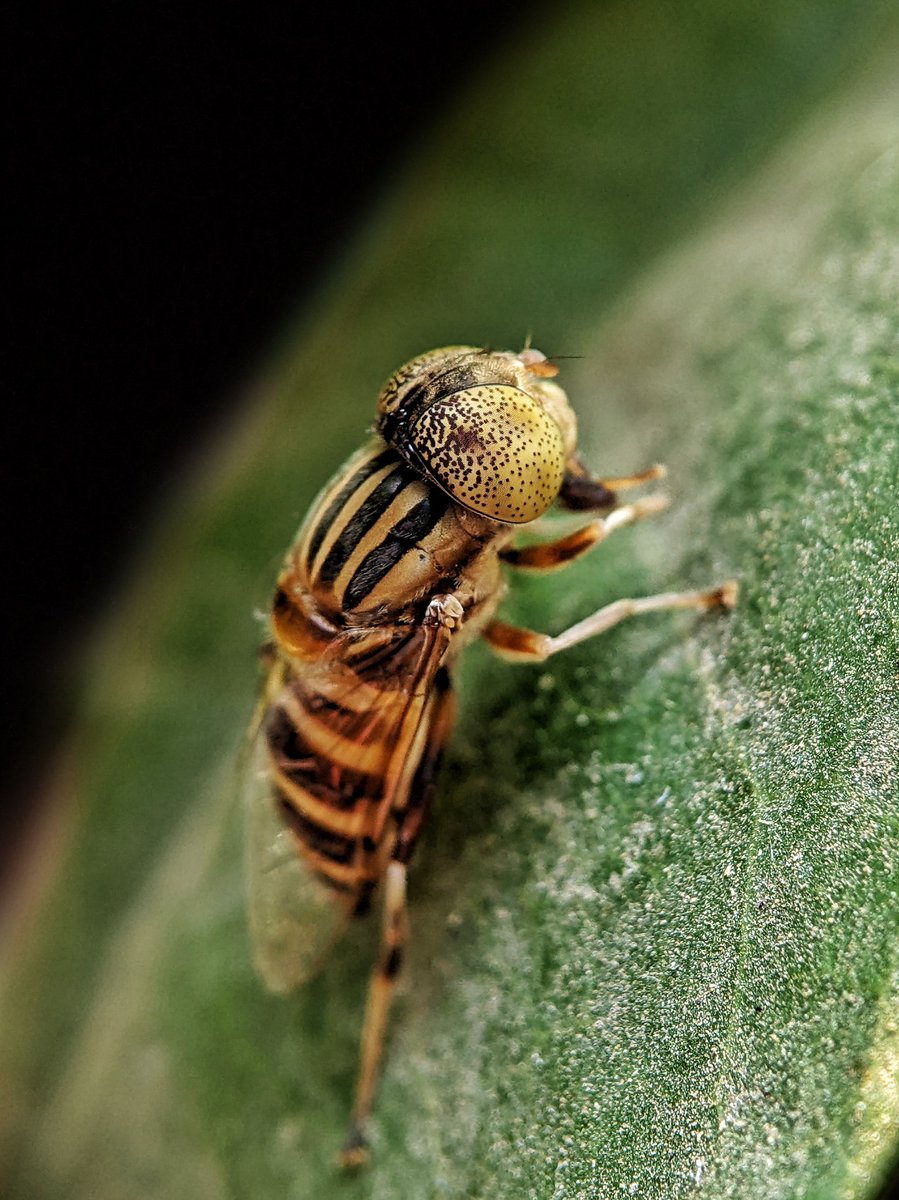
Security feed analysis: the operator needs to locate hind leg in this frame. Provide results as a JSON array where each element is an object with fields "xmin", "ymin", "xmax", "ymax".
[
  {"xmin": 341, "ymin": 859, "xmax": 409, "ymax": 1169},
  {"xmin": 341, "ymin": 676, "xmax": 456, "ymax": 1168}
]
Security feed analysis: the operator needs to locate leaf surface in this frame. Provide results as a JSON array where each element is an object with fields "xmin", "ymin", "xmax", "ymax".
[{"xmin": 3, "ymin": 5, "xmax": 898, "ymax": 1199}]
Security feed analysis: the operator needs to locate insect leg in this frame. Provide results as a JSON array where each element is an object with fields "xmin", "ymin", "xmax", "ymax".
[
  {"xmin": 393, "ymin": 669, "xmax": 456, "ymax": 864},
  {"xmin": 559, "ymin": 457, "xmax": 667, "ymax": 511},
  {"xmin": 341, "ymin": 860, "xmax": 409, "ymax": 1169},
  {"xmin": 341, "ymin": 675, "xmax": 456, "ymax": 1168},
  {"xmin": 501, "ymin": 494, "xmax": 669, "ymax": 572},
  {"xmin": 483, "ymin": 580, "xmax": 738, "ymax": 662},
  {"xmin": 592, "ymin": 464, "xmax": 667, "ymax": 491}
]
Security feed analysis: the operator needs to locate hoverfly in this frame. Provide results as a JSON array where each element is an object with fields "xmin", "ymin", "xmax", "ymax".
[{"xmin": 246, "ymin": 345, "xmax": 736, "ymax": 1166}]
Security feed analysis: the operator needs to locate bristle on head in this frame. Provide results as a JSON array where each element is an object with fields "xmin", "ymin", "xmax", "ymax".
[{"xmin": 519, "ymin": 348, "xmax": 560, "ymax": 377}]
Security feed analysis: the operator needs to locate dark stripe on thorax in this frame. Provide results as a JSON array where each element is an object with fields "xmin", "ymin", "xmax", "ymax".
[
  {"xmin": 343, "ymin": 487, "xmax": 449, "ymax": 610},
  {"xmin": 305, "ymin": 446, "xmax": 396, "ymax": 568},
  {"xmin": 318, "ymin": 463, "xmax": 416, "ymax": 584}
]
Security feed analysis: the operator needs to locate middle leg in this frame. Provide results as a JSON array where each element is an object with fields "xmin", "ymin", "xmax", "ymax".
[{"xmin": 484, "ymin": 580, "xmax": 738, "ymax": 663}]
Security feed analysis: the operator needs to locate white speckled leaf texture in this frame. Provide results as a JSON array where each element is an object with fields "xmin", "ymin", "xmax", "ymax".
[{"xmin": 2, "ymin": 4, "xmax": 898, "ymax": 1199}]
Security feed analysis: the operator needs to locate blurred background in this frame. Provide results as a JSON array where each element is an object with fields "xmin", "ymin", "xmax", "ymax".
[{"xmin": 5, "ymin": 2, "xmax": 530, "ymax": 888}]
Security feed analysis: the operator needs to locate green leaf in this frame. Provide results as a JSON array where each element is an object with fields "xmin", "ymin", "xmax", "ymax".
[{"xmin": 3, "ymin": 4, "xmax": 898, "ymax": 1198}]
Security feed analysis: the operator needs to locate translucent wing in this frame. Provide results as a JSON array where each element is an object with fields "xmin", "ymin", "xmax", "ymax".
[
  {"xmin": 244, "ymin": 733, "xmax": 355, "ymax": 993},
  {"xmin": 245, "ymin": 614, "xmax": 454, "ymax": 994}
]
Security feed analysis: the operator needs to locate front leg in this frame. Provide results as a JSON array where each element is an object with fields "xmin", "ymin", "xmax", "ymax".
[
  {"xmin": 558, "ymin": 454, "xmax": 667, "ymax": 512},
  {"xmin": 501, "ymin": 494, "xmax": 669, "ymax": 572}
]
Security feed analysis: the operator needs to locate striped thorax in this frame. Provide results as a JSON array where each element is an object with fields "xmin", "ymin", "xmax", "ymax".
[{"xmin": 295, "ymin": 438, "xmax": 495, "ymax": 619}]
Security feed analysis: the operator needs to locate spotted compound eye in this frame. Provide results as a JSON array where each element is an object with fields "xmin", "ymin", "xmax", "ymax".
[{"xmin": 407, "ymin": 385, "xmax": 566, "ymax": 523}]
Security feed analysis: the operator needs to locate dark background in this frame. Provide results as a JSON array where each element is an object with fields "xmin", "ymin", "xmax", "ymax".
[{"xmin": 5, "ymin": 5, "xmax": 530, "ymax": 869}]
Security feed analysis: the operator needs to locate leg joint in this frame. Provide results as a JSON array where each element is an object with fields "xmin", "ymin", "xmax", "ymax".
[{"xmin": 382, "ymin": 945, "xmax": 404, "ymax": 979}]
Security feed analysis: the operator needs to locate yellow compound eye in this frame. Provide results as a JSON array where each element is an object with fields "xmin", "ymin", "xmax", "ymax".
[{"xmin": 407, "ymin": 385, "xmax": 566, "ymax": 523}]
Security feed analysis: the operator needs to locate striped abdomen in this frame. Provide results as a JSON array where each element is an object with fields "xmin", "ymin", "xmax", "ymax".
[{"xmin": 263, "ymin": 624, "xmax": 441, "ymax": 906}]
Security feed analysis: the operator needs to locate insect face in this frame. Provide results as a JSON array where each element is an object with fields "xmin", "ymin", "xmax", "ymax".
[{"xmin": 377, "ymin": 347, "xmax": 577, "ymax": 524}]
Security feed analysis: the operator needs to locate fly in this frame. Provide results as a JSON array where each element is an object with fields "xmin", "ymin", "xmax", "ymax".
[{"xmin": 245, "ymin": 345, "xmax": 737, "ymax": 1166}]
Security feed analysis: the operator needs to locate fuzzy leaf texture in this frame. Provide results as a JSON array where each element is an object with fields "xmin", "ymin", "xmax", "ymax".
[{"xmin": 2, "ymin": 3, "xmax": 898, "ymax": 1198}]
